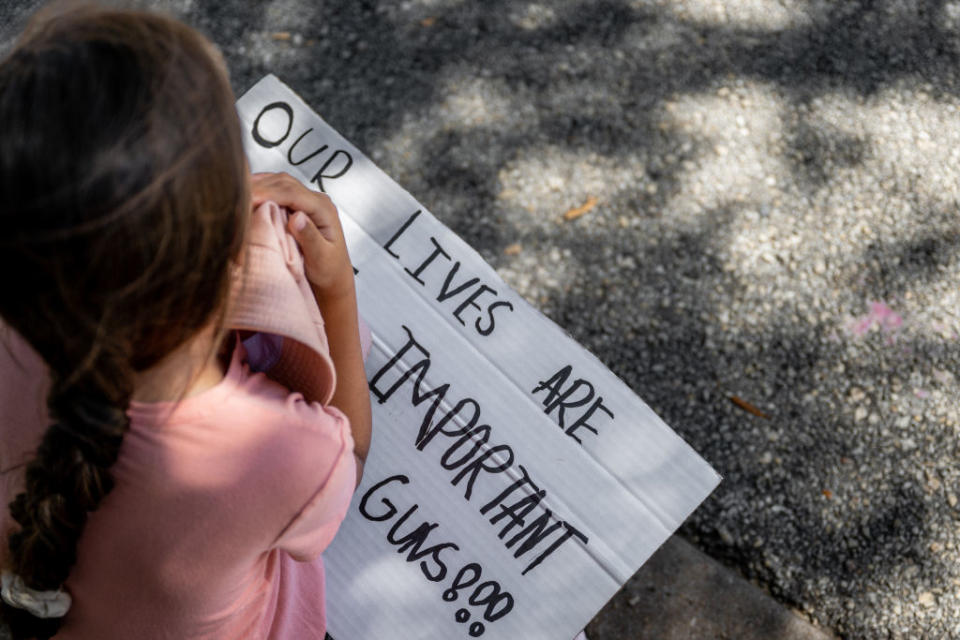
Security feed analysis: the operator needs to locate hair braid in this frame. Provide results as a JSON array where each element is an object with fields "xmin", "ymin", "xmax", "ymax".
[
  {"xmin": 0, "ymin": 4, "xmax": 248, "ymax": 637},
  {"xmin": 3, "ymin": 361, "xmax": 132, "ymax": 639}
]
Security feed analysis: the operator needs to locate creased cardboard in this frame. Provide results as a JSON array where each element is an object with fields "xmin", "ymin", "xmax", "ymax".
[{"xmin": 236, "ymin": 75, "xmax": 721, "ymax": 640}]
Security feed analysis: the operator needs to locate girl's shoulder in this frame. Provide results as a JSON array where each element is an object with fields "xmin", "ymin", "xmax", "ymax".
[
  {"xmin": 127, "ymin": 332, "xmax": 350, "ymax": 444},
  {"xmin": 120, "ymin": 333, "xmax": 354, "ymax": 532}
]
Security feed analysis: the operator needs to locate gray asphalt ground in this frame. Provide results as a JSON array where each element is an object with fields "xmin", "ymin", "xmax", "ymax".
[
  {"xmin": 591, "ymin": 535, "xmax": 834, "ymax": 639},
  {"xmin": 3, "ymin": 1, "xmax": 960, "ymax": 639}
]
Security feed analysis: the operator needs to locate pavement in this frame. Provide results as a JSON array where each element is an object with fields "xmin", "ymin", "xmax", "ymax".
[
  {"xmin": 587, "ymin": 535, "xmax": 834, "ymax": 640},
  {"xmin": 4, "ymin": 1, "xmax": 960, "ymax": 639}
]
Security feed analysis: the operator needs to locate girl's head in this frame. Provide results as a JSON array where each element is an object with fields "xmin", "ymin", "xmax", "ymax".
[{"xmin": 0, "ymin": 3, "xmax": 247, "ymax": 637}]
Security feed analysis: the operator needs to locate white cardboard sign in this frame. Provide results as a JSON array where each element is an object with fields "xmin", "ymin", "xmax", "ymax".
[{"xmin": 236, "ymin": 75, "xmax": 720, "ymax": 640}]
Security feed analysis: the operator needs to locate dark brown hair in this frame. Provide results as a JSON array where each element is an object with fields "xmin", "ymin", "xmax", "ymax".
[{"xmin": 0, "ymin": 4, "xmax": 247, "ymax": 638}]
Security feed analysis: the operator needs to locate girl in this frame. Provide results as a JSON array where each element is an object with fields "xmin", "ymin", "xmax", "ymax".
[{"xmin": 0, "ymin": 4, "xmax": 370, "ymax": 639}]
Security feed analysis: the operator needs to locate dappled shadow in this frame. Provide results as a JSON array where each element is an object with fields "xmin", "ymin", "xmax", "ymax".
[
  {"xmin": 863, "ymin": 232, "xmax": 960, "ymax": 299},
  {"xmin": 3, "ymin": 0, "xmax": 960, "ymax": 638},
  {"xmin": 786, "ymin": 121, "xmax": 871, "ymax": 189}
]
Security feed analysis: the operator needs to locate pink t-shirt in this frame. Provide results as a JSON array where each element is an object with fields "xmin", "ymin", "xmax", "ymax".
[{"xmin": 0, "ymin": 330, "xmax": 356, "ymax": 639}]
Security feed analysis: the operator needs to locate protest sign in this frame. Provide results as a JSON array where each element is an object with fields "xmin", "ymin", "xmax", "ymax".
[{"xmin": 236, "ymin": 75, "xmax": 721, "ymax": 640}]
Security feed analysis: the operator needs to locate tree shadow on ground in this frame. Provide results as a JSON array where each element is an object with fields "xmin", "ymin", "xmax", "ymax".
[{"xmin": 3, "ymin": 0, "xmax": 960, "ymax": 637}]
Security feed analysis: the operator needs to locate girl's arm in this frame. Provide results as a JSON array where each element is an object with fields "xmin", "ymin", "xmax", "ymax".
[
  {"xmin": 250, "ymin": 172, "xmax": 372, "ymax": 484},
  {"xmin": 311, "ymin": 286, "xmax": 370, "ymax": 480}
]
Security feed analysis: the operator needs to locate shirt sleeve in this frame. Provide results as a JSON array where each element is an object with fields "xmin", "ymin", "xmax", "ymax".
[{"xmin": 271, "ymin": 401, "xmax": 357, "ymax": 562}]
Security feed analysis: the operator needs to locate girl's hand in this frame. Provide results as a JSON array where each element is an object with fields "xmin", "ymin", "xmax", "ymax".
[
  {"xmin": 250, "ymin": 172, "xmax": 355, "ymax": 303},
  {"xmin": 251, "ymin": 172, "xmax": 372, "ymax": 482}
]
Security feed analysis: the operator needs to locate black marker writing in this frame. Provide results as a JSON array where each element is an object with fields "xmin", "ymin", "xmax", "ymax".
[
  {"xmin": 250, "ymin": 100, "xmax": 354, "ymax": 191},
  {"xmin": 359, "ymin": 474, "xmax": 516, "ymax": 637},
  {"xmin": 359, "ymin": 474, "xmax": 460, "ymax": 582},
  {"xmin": 252, "ymin": 101, "xmax": 293, "ymax": 148},
  {"xmin": 380, "ymin": 213, "xmax": 515, "ymax": 336},
  {"xmin": 383, "ymin": 209, "xmax": 421, "ymax": 259},
  {"xmin": 287, "ymin": 128, "xmax": 327, "ymax": 165},
  {"xmin": 311, "ymin": 149, "xmax": 353, "ymax": 192},
  {"xmin": 480, "ymin": 464, "xmax": 588, "ymax": 575},
  {"xmin": 406, "ymin": 237, "xmax": 450, "ymax": 285},
  {"xmin": 369, "ymin": 325, "xmax": 588, "ymax": 575},
  {"xmin": 532, "ymin": 365, "xmax": 615, "ymax": 444}
]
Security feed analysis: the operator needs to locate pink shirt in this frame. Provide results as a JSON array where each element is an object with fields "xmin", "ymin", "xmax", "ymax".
[{"xmin": 0, "ymin": 329, "xmax": 356, "ymax": 639}]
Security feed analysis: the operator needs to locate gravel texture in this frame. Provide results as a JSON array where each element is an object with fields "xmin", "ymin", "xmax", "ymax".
[{"xmin": 3, "ymin": 1, "xmax": 960, "ymax": 639}]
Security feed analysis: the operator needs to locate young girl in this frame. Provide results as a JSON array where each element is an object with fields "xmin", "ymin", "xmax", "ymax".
[{"xmin": 0, "ymin": 4, "xmax": 370, "ymax": 639}]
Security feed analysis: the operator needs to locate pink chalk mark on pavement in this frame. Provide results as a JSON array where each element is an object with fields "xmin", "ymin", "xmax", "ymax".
[{"xmin": 846, "ymin": 301, "xmax": 904, "ymax": 342}]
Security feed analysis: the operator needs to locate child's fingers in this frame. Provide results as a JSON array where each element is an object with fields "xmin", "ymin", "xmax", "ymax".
[
  {"xmin": 255, "ymin": 172, "xmax": 356, "ymax": 301},
  {"xmin": 298, "ymin": 197, "xmax": 342, "ymax": 244},
  {"xmin": 286, "ymin": 208, "xmax": 355, "ymax": 301},
  {"xmin": 251, "ymin": 172, "xmax": 308, "ymax": 208},
  {"xmin": 287, "ymin": 210, "xmax": 332, "ymax": 262},
  {"xmin": 251, "ymin": 173, "xmax": 342, "ymax": 241}
]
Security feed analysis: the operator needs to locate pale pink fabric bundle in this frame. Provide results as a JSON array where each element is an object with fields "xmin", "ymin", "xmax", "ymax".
[{"xmin": 230, "ymin": 200, "xmax": 371, "ymax": 405}]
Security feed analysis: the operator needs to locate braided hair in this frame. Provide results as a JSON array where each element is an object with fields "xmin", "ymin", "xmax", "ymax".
[{"xmin": 0, "ymin": 4, "xmax": 248, "ymax": 638}]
